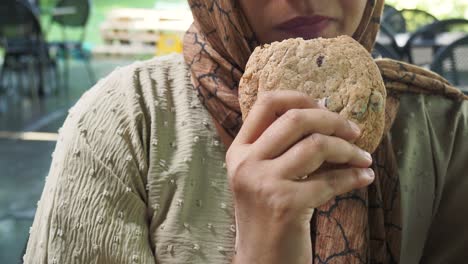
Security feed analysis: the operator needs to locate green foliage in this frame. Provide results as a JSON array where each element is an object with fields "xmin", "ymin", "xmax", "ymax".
[{"xmin": 386, "ymin": 0, "xmax": 468, "ymax": 19}]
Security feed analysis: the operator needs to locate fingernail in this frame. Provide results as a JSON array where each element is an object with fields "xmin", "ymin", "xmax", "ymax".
[
  {"xmin": 349, "ymin": 121, "xmax": 361, "ymax": 134},
  {"xmin": 317, "ymin": 97, "xmax": 328, "ymax": 110},
  {"xmin": 361, "ymin": 149, "xmax": 372, "ymax": 162},
  {"xmin": 363, "ymin": 168, "xmax": 375, "ymax": 179}
]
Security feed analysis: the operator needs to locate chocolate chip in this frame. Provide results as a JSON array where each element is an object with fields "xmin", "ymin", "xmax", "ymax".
[
  {"xmin": 351, "ymin": 100, "xmax": 368, "ymax": 120},
  {"xmin": 324, "ymin": 97, "xmax": 329, "ymax": 108},
  {"xmin": 316, "ymin": 55, "xmax": 325, "ymax": 67}
]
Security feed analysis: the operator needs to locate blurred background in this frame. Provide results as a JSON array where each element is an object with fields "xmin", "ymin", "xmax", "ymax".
[{"xmin": 0, "ymin": 0, "xmax": 467, "ymax": 263}]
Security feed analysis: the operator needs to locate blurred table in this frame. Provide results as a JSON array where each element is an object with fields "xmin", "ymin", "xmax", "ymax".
[
  {"xmin": 377, "ymin": 31, "xmax": 468, "ymax": 65},
  {"xmin": 378, "ymin": 31, "xmax": 468, "ymax": 49},
  {"xmin": 399, "ymin": 32, "xmax": 466, "ymax": 48}
]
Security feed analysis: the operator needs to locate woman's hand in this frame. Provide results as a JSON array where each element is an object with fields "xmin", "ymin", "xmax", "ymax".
[{"xmin": 227, "ymin": 90, "xmax": 374, "ymax": 264}]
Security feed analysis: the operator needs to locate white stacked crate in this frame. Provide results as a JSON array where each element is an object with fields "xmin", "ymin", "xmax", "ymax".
[{"xmin": 94, "ymin": 8, "xmax": 193, "ymax": 57}]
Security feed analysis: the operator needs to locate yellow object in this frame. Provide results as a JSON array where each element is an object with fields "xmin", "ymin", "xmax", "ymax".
[{"xmin": 156, "ymin": 33, "xmax": 183, "ymax": 55}]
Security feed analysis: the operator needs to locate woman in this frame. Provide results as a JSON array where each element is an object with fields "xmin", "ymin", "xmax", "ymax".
[{"xmin": 24, "ymin": 0, "xmax": 468, "ymax": 263}]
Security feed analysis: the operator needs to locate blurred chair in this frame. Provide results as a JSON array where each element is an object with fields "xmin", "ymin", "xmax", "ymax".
[
  {"xmin": 381, "ymin": 4, "xmax": 405, "ymax": 34},
  {"xmin": 372, "ymin": 42, "xmax": 401, "ymax": 60},
  {"xmin": 383, "ymin": 8, "xmax": 438, "ymax": 34},
  {"xmin": 403, "ymin": 19, "xmax": 468, "ymax": 65},
  {"xmin": 431, "ymin": 35, "xmax": 468, "ymax": 93},
  {"xmin": 400, "ymin": 9, "xmax": 439, "ymax": 33},
  {"xmin": 376, "ymin": 23, "xmax": 404, "ymax": 59},
  {"xmin": 382, "ymin": 4, "xmax": 399, "ymax": 19},
  {"xmin": 0, "ymin": 0, "xmax": 58, "ymax": 99},
  {"xmin": 47, "ymin": 0, "xmax": 95, "ymax": 89}
]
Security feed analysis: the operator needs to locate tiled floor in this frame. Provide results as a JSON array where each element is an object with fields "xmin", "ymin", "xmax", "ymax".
[{"xmin": 0, "ymin": 57, "xmax": 136, "ymax": 263}]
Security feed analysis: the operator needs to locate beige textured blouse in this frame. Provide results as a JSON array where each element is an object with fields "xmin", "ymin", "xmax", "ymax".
[{"xmin": 24, "ymin": 54, "xmax": 468, "ymax": 263}]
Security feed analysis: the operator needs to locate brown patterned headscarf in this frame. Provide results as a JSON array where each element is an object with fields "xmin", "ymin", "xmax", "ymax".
[{"xmin": 183, "ymin": 0, "xmax": 467, "ymax": 263}]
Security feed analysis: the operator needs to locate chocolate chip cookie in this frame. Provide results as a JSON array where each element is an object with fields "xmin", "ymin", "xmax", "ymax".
[{"xmin": 239, "ymin": 36, "xmax": 386, "ymax": 153}]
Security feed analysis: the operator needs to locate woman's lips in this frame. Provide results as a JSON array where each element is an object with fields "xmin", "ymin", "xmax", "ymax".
[{"xmin": 274, "ymin": 16, "xmax": 333, "ymax": 40}]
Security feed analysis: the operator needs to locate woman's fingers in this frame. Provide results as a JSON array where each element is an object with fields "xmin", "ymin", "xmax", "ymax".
[
  {"xmin": 272, "ymin": 133, "xmax": 372, "ymax": 180},
  {"xmin": 293, "ymin": 167, "xmax": 375, "ymax": 209},
  {"xmin": 252, "ymin": 108, "xmax": 361, "ymax": 159},
  {"xmin": 234, "ymin": 90, "xmax": 325, "ymax": 145}
]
